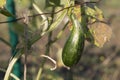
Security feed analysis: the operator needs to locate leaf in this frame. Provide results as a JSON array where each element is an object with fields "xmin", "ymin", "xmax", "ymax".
[
  {"xmin": 0, "ymin": 7, "xmax": 14, "ymax": 17},
  {"xmin": 45, "ymin": 0, "xmax": 61, "ymax": 7},
  {"xmin": 85, "ymin": 5, "xmax": 104, "ymax": 23},
  {"xmin": 29, "ymin": 0, "xmax": 69, "ymax": 45},
  {"xmin": 74, "ymin": 5, "xmax": 81, "ymax": 22},
  {"xmin": 88, "ymin": 22, "xmax": 112, "ymax": 47},
  {"xmin": 45, "ymin": 10, "xmax": 67, "ymax": 34},
  {"xmin": 94, "ymin": 6, "xmax": 104, "ymax": 21},
  {"xmin": 33, "ymin": 3, "xmax": 48, "ymax": 31}
]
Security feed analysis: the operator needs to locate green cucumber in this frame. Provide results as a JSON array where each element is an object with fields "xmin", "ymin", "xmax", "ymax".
[{"xmin": 62, "ymin": 14, "xmax": 85, "ymax": 67}]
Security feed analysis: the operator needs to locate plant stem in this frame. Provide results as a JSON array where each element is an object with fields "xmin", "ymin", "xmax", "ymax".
[
  {"xmin": 36, "ymin": 6, "xmax": 56, "ymax": 80},
  {"xmin": 23, "ymin": 23, "xmax": 29, "ymax": 80},
  {"xmin": 3, "ymin": 49, "xmax": 23, "ymax": 80},
  {"xmin": 0, "ymin": 37, "xmax": 12, "ymax": 47}
]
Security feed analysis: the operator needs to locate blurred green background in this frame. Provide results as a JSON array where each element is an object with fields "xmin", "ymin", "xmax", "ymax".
[{"xmin": 0, "ymin": 0, "xmax": 120, "ymax": 80}]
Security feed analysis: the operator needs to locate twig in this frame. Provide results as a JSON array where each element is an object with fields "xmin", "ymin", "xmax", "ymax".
[
  {"xmin": 0, "ymin": 6, "xmax": 72, "ymax": 24},
  {"xmin": 75, "ymin": 0, "xmax": 102, "ymax": 5},
  {"xmin": 0, "ymin": 37, "xmax": 12, "ymax": 47},
  {"xmin": 0, "ymin": 0, "xmax": 101, "ymax": 24}
]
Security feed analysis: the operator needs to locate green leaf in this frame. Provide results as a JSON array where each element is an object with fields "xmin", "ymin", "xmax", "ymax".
[
  {"xmin": 0, "ymin": 8, "xmax": 14, "ymax": 17},
  {"xmin": 45, "ymin": 0, "xmax": 61, "ymax": 7},
  {"xmin": 29, "ymin": 0, "xmax": 69, "ymax": 45}
]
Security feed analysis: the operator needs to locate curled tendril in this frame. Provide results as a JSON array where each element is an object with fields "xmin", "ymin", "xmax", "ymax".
[{"xmin": 40, "ymin": 55, "xmax": 57, "ymax": 70}]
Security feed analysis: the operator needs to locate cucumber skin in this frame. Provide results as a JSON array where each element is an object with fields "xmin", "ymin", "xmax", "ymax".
[{"xmin": 62, "ymin": 14, "xmax": 85, "ymax": 67}]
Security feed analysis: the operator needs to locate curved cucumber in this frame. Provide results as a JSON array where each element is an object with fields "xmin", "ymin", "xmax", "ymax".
[{"xmin": 62, "ymin": 14, "xmax": 85, "ymax": 67}]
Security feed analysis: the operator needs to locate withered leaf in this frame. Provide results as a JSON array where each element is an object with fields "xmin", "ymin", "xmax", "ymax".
[{"xmin": 88, "ymin": 22, "xmax": 112, "ymax": 47}]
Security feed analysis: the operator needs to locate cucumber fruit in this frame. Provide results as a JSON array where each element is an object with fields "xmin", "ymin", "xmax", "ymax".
[{"xmin": 62, "ymin": 14, "xmax": 85, "ymax": 67}]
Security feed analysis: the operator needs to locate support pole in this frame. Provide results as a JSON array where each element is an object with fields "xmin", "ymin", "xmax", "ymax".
[{"xmin": 6, "ymin": 0, "xmax": 21, "ymax": 79}]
